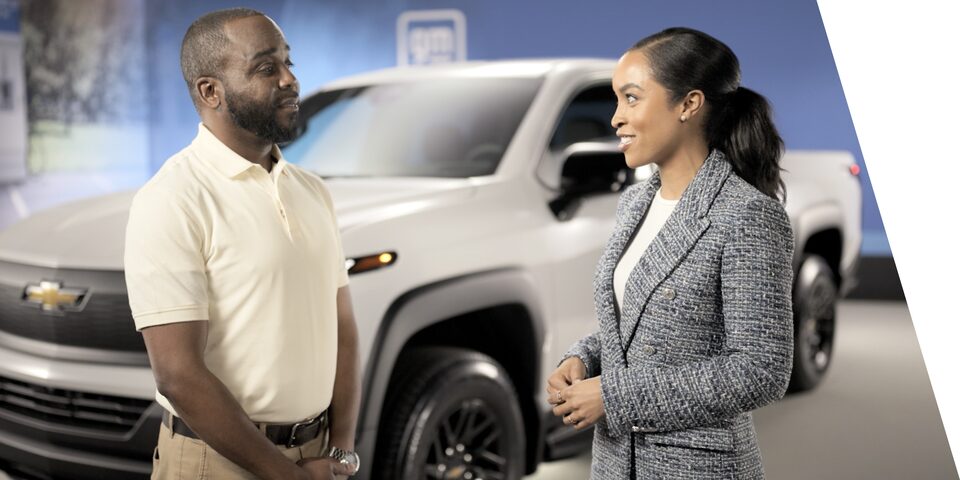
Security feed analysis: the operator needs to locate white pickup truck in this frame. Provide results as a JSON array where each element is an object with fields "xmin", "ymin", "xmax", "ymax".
[{"xmin": 0, "ymin": 60, "xmax": 860, "ymax": 480}]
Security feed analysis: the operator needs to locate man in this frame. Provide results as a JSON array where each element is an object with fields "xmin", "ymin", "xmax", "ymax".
[{"xmin": 124, "ymin": 8, "xmax": 360, "ymax": 480}]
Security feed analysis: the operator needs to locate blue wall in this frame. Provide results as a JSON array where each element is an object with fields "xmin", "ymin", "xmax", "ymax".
[{"xmin": 142, "ymin": 0, "xmax": 886, "ymax": 255}]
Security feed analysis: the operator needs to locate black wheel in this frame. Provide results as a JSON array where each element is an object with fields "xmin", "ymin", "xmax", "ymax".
[
  {"xmin": 788, "ymin": 254, "xmax": 838, "ymax": 392},
  {"xmin": 375, "ymin": 347, "xmax": 526, "ymax": 480}
]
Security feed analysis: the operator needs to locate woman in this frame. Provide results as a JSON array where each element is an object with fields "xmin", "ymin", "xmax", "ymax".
[{"xmin": 546, "ymin": 27, "xmax": 794, "ymax": 479}]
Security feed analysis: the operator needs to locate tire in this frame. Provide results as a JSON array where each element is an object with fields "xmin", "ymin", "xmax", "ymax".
[
  {"xmin": 788, "ymin": 254, "xmax": 838, "ymax": 392},
  {"xmin": 375, "ymin": 347, "xmax": 526, "ymax": 480}
]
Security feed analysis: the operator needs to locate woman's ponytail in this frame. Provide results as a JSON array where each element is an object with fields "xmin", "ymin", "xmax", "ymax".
[{"xmin": 710, "ymin": 87, "xmax": 785, "ymax": 201}]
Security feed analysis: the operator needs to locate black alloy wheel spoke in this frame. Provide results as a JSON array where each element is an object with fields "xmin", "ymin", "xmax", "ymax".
[
  {"xmin": 431, "ymin": 433, "xmax": 446, "ymax": 463},
  {"xmin": 463, "ymin": 414, "xmax": 495, "ymax": 445},
  {"xmin": 478, "ymin": 425, "xmax": 502, "ymax": 452},
  {"xmin": 441, "ymin": 414, "xmax": 458, "ymax": 447},
  {"xmin": 455, "ymin": 402, "xmax": 478, "ymax": 441},
  {"xmin": 424, "ymin": 463, "xmax": 446, "ymax": 479},
  {"xmin": 478, "ymin": 449, "xmax": 507, "ymax": 468}
]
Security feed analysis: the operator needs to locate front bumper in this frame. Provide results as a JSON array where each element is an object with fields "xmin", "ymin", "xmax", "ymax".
[{"xmin": 0, "ymin": 346, "xmax": 158, "ymax": 480}]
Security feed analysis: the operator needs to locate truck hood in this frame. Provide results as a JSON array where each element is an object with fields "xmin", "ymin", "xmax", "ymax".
[{"xmin": 0, "ymin": 177, "xmax": 474, "ymax": 271}]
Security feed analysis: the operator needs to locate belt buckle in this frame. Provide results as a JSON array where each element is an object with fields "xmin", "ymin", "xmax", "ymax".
[{"xmin": 286, "ymin": 415, "xmax": 318, "ymax": 448}]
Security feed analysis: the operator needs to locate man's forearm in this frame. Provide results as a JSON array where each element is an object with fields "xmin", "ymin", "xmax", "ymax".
[
  {"xmin": 161, "ymin": 367, "xmax": 304, "ymax": 480},
  {"xmin": 328, "ymin": 313, "xmax": 360, "ymax": 449}
]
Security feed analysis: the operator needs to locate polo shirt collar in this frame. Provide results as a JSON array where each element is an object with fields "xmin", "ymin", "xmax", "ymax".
[{"xmin": 192, "ymin": 123, "xmax": 289, "ymax": 179}]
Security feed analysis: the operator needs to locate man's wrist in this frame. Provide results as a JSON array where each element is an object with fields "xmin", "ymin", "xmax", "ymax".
[{"xmin": 323, "ymin": 445, "xmax": 360, "ymax": 476}]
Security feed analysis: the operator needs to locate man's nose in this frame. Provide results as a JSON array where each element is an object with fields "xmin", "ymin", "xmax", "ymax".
[{"xmin": 279, "ymin": 65, "xmax": 298, "ymax": 91}]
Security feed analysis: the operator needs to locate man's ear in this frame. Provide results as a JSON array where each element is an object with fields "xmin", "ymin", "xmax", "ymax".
[{"xmin": 194, "ymin": 76, "xmax": 222, "ymax": 110}]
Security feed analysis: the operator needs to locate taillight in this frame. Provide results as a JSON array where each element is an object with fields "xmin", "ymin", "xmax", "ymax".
[{"xmin": 849, "ymin": 164, "xmax": 861, "ymax": 176}]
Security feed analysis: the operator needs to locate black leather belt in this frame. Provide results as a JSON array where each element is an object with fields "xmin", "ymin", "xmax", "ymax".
[{"xmin": 162, "ymin": 410, "xmax": 327, "ymax": 448}]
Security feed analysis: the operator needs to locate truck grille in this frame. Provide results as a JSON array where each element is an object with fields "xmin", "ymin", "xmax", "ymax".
[
  {"xmin": 0, "ymin": 283, "xmax": 145, "ymax": 353},
  {"xmin": 0, "ymin": 375, "xmax": 151, "ymax": 433}
]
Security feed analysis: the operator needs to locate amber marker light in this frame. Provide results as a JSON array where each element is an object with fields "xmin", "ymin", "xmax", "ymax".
[{"xmin": 347, "ymin": 251, "xmax": 398, "ymax": 275}]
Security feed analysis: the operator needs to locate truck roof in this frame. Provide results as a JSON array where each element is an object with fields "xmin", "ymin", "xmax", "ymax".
[{"xmin": 318, "ymin": 58, "xmax": 618, "ymax": 91}]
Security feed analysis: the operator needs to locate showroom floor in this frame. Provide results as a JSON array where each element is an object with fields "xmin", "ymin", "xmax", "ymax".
[{"xmin": 527, "ymin": 300, "xmax": 959, "ymax": 480}]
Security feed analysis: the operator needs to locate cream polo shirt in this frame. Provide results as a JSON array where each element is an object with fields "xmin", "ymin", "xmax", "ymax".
[{"xmin": 124, "ymin": 124, "xmax": 349, "ymax": 422}]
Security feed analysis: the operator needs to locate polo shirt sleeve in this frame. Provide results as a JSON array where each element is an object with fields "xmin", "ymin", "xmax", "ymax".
[
  {"xmin": 315, "ymin": 178, "xmax": 349, "ymax": 288},
  {"xmin": 124, "ymin": 187, "xmax": 209, "ymax": 331}
]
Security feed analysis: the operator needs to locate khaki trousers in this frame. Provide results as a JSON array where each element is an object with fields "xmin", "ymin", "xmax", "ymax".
[{"xmin": 151, "ymin": 422, "xmax": 328, "ymax": 480}]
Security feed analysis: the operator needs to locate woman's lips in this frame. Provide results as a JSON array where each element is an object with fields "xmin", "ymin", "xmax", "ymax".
[{"xmin": 618, "ymin": 136, "xmax": 634, "ymax": 152}]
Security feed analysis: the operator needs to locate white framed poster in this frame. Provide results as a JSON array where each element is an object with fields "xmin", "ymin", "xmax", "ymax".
[{"xmin": 397, "ymin": 9, "xmax": 466, "ymax": 66}]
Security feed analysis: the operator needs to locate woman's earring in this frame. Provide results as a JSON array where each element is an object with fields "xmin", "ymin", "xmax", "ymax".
[{"xmin": 680, "ymin": 115, "xmax": 688, "ymax": 123}]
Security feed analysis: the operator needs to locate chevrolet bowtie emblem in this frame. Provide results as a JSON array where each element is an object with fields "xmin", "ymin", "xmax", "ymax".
[{"xmin": 22, "ymin": 280, "xmax": 89, "ymax": 314}]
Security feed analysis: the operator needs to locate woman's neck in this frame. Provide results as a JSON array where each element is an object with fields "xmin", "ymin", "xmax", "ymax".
[{"xmin": 657, "ymin": 143, "xmax": 710, "ymax": 200}]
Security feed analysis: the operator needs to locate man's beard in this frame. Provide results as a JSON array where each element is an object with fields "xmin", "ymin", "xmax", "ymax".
[{"xmin": 225, "ymin": 90, "xmax": 298, "ymax": 143}]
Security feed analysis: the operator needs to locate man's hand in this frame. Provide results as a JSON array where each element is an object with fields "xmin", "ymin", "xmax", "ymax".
[
  {"xmin": 550, "ymin": 376, "xmax": 605, "ymax": 430},
  {"xmin": 298, "ymin": 457, "xmax": 354, "ymax": 480},
  {"xmin": 546, "ymin": 356, "xmax": 587, "ymax": 406}
]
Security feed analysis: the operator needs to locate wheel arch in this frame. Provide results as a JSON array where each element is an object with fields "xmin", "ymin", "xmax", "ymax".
[
  {"xmin": 358, "ymin": 268, "xmax": 547, "ymax": 474},
  {"xmin": 793, "ymin": 202, "xmax": 845, "ymax": 287}
]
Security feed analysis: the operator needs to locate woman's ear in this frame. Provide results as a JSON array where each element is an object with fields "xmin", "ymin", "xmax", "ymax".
[{"xmin": 681, "ymin": 89, "xmax": 706, "ymax": 121}]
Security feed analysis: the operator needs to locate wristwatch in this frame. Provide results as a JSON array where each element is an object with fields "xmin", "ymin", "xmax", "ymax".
[{"xmin": 324, "ymin": 446, "xmax": 360, "ymax": 476}]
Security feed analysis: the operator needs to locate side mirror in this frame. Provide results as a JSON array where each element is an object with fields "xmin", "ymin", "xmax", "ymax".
[{"xmin": 549, "ymin": 141, "xmax": 632, "ymax": 220}]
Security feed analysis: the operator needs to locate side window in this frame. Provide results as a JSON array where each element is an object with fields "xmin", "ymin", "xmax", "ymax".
[{"xmin": 549, "ymin": 84, "xmax": 617, "ymax": 151}]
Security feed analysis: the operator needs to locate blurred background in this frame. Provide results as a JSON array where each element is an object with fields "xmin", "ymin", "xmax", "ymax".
[{"xmin": 0, "ymin": 0, "xmax": 890, "ymax": 266}]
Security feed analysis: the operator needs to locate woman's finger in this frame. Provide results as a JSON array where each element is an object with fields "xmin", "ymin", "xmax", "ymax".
[
  {"xmin": 547, "ymin": 372, "xmax": 570, "ymax": 392},
  {"xmin": 546, "ymin": 388, "xmax": 561, "ymax": 406},
  {"xmin": 552, "ymin": 401, "xmax": 574, "ymax": 417}
]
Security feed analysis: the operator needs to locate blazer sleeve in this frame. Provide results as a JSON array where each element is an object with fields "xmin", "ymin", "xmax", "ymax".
[
  {"xmin": 600, "ymin": 197, "xmax": 795, "ymax": 436},
  {"xmin": 561, "ymin": 331, "xmax": 602, "ymax": 377}
]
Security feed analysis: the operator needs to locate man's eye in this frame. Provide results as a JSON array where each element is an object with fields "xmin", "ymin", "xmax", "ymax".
[
  {"xmin": 286, "ymin": 60, "xmax": 295, "ymax": 68},
  {"xmin": 260, "ymin": 64, "xmax": 276, "ymax": 74}
]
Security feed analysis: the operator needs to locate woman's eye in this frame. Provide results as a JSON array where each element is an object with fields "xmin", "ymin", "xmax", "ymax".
[{"xmin": 626, "ymin": 94, "xmax": 638, "ymax": 104}]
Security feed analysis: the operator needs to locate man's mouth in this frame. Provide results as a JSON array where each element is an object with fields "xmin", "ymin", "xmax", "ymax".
[{"xmin": 277, "ymin": 97, "xmax": 300, "ymax": 111}]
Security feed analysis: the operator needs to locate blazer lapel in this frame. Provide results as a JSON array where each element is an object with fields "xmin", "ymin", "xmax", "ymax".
[
  {"xmin": 595, "ymin": 174, "xmax": 660, "ymax": 353},
  {"xmin": 617, "ymin": 150, "xmax": 733, "ymax": 352}
]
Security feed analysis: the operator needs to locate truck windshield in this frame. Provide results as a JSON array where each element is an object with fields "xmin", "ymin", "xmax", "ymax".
[{"xmin": 281, "ymin": 78, "xmax": 542, "ymax": 178}]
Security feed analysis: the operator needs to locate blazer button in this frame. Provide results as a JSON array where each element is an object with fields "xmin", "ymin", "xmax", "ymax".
[
  {"xmin": 662, "ymin": 287, "xmax": 676, "ymax": 300},
  {"xmin": 641, "ymin": 344, "xmax": 656, "ymax": 355},
  {"xmin": 631, "ymin": 425, "xmax": 642, "ymax": 433}
]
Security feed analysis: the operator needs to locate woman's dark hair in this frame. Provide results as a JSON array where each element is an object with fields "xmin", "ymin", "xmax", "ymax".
[{"xmin": 631, "ymin": 27, "xmax": 785, "ymax": 200}]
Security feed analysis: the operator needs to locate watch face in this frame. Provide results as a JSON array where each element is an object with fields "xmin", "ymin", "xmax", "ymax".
[{"xmin": 333, "ymin": 448, "xmax": 360, "ymax": 474}]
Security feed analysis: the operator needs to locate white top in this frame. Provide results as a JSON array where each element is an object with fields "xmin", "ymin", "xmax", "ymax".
[
  {"xmin": 614, "ymin": 188, "xmax": 679, "ymax": 310},
  {"xmin": 124, "ymin": 124, "xmax": 349, "ymax": 422}
]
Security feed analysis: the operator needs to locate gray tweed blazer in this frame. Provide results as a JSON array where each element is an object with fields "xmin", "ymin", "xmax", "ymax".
[{"xmin": 564, "ymin": 150, "xmax": 794, "ymax": 479}]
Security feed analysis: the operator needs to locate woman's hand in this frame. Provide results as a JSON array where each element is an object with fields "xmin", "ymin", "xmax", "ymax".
[
  {"xmin": 546, "ymin": 357, "xmax": 604, "ymax": 430},
  {"xmin": 550, "ymin": 376, "xmax": 605, "ymax": 430},
  {"xmin": 546, "ymin": 356, "xmax": 587, "ymax": 404}
]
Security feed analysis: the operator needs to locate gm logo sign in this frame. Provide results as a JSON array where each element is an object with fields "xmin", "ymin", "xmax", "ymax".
[{"xmin": 397, "ymin": 10, "xmax": 466, "ymax": 66}]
